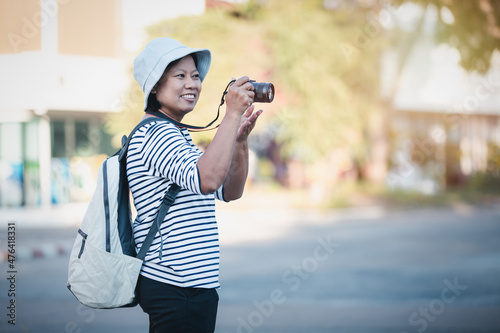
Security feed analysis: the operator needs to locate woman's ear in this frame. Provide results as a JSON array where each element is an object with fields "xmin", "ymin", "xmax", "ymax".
[{"xmin": 151, "ymin": 83, "xmax": 159, "ymax": 94}]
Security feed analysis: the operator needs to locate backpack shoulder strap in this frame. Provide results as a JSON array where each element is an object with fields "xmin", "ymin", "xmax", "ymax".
[
  {"xmin": 118, "ymin": 116, "xmax": 179, "ymax": 261},
  {"xmin": 136, "ymin": 183, "xmax": 181, "ymax": 261},
  {"xmin": 118, "ymin": 117, "xmax": 168, "ymax": 162}
]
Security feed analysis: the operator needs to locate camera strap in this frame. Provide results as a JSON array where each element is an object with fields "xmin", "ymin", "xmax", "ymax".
[
  {"xmin": 145, "ymin": 110, "xmax": 218, "ymax": 132},
  {"xmin": 146, "ymin": 80, "xmax": 236, "ymax": 132}
]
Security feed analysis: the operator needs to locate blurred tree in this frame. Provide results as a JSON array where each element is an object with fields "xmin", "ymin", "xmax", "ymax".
[
  {"xmin": 393, "ymin": 0, "xmax": 500, "ymax": 74},
  {"xmin": 109, "ymin": 0, "xmax": 387, "ymax": 187},
  {"xmin": 107, "ymin": 0, "xmax": 500, "ymax": 190}
]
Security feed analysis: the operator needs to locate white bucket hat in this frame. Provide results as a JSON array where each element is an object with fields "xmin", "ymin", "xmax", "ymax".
[{"xmin": 133, "ymin": 37, "xmax": 211, "ymax": 110}]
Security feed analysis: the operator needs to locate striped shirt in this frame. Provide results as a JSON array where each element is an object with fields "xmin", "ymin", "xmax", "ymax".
[{"xmin": 126, "ymin": 119, "xmax": 225, "ymax": 289}]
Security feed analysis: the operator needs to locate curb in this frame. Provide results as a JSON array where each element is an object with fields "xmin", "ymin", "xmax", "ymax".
[{"xmin": 0, "ymin": 241, "xmax": 73, "ymax": 263}]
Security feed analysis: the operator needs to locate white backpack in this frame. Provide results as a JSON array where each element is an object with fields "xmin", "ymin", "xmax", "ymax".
[{"xmin": 67, "ymin": 118, "xmax": 179, "ymax": 309}]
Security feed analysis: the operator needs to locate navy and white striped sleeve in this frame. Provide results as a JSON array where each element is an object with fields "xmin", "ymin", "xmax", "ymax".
[
  {"xmin": 214, "ymin": 186, "xmax": 226, "ymax": 202},
  {"xmin": 142, "ymin": 122, "xmax": 204, "ymax": 195}
]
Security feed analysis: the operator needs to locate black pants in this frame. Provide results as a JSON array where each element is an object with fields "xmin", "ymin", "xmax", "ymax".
[{"xmin": 137, "ymin": 275, "xmax": 219, "ymax": 333}]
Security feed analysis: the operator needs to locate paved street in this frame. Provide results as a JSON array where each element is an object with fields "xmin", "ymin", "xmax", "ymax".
[{"xmin": 1, "ymin": 204, "xmax": 500, "ymax": 333}]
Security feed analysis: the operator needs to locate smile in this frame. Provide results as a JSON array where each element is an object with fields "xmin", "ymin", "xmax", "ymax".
[{"xmin": 181, "ymin": 94, "xmax": 195, "ymax": 99}]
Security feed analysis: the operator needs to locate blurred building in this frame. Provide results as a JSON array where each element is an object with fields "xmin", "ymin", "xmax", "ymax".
[
  {"xmin": 0, "ymin": 0, "xmax": 205, "ymax": 208},
  {"xmin": 385, "ymin": 36, "xmax": 500, "ymax": 193}
]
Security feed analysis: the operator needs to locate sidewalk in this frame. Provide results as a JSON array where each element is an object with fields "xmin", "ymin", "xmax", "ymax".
[
  {"xmin": 0, "ymin": 202, "xmax": 88, "ymax": 229},
  {"xmin": 0, "ymin": 187, "xmax": 389, "ymax": 264},
  {"xmin": 0, "ymin": 205, "xmax": 386, "ymax": 264},
  {"xmin": 0, "ymin": 203, "xmax": 86, "ymax": 263},
  {"xmin": 3, "ymin": 184, "xmax": 499, "ymax": 264}
]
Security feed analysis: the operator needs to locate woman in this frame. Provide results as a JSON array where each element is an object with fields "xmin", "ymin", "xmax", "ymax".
[{"xmin": 128, "ymin": 37, "xmax": 262, "ymax": 332}]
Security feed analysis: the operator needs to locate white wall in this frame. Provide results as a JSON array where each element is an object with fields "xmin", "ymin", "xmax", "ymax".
[
  {"xmin": 0, "ymin": 0, "xmax": 206, "ymax": 116},
  {"xmin": 122, "ymin": 0, "xmax": 206, "ymax": 54}
]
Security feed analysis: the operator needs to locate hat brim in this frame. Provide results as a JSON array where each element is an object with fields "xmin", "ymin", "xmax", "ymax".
[{"xmin": 142, "ymin": 47, "xmax": 211, "ymax": 110}]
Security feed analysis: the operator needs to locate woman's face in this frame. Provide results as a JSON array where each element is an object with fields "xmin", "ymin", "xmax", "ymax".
[{"xmin": 154, "ymin": 55, "xmax": 201, "ymax": 121}]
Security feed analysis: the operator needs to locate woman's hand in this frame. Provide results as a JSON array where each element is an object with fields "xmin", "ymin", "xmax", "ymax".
[
  {"xmin": 225, "ymin": 76, "xmax": 255, "ymax": 116},
  {"xmin": 196, "ymin": 76, "xmax": 261, "ymax": 195},
  {"xmin": 237, "ymin": 105, "xmax": 263, "ymax": 142}
]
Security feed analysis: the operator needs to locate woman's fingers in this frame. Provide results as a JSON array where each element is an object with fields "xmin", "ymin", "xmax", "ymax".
[
  {"xmin": 227, "ymin": 77, "xmax": 255, "ymax": 114},
  {"xmin": 243, "ymin": 105, "xmax": 255, "ymax": 118},
  {"xmin": 237, "ymin": 109, "xmax": 263, "ymax": 141}
]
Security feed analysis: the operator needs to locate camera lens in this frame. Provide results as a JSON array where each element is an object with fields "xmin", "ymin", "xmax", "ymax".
[{"xmin": 251, "ymin": 82, "xmax": 274, "ymax": 103}]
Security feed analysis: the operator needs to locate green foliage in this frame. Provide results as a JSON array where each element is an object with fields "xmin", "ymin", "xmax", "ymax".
[
  {"xmin": 107, "ymin": 0, "xmax": 500, "ymax": 177},
  {"xmin": 260, "ymin": 0, "xmax": 384, "ymax": 162},
  {"xmin": 116, "ymin": 0, "xmax": 385, "ymax": 165},
  {"xmin": 106, "ymin": 78, "xmax": 146, "ymax": 149},
  {"xmin": 392, "ymin": 0, "xmax": 500, "ymax": 74},
  {"xmin": 466, "ymin": 143, "xmax": 500, "ymax": 192}
]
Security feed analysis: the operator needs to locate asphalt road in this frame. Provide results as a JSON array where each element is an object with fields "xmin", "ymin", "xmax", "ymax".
[{"xmin": 1, "ymin": 205, "xmax": 500, "ymax": 333}]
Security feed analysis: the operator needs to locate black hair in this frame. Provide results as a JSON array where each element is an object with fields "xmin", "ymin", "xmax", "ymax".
[{"xmin": 145, "ymin": 54, "xmax": 199, "ymax": 113}]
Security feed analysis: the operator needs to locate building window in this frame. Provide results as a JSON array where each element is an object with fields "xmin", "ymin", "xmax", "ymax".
[
  {"xmin": 75, "ymin": 120, "xmax": 92, "ymax": 156},
  {"xmin": 50, "ymin": 117, "xmax": 114, "ymax": 204},
  {"xmin": 52, "ymin": 120, "xmax": 66, "ymax": 158},
  {"xmin": 51, "ymin": 118, "xmax": 114, "ymax": 157}
]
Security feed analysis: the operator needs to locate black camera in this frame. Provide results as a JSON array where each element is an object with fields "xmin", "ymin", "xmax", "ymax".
[{"xmin": 250, "ymin": 80, "xmax": 275, "ymax": 103}]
